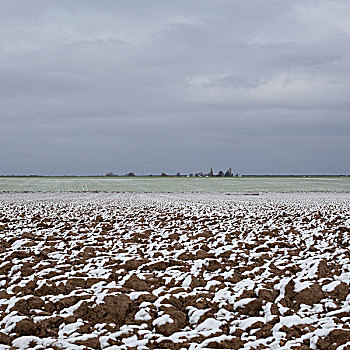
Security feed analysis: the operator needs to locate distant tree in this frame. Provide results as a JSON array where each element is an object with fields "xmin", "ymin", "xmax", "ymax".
[
  {"xmin": 189, "ymin": 173, "xmax": 193, "ymax": 177},
  {"xmin": 127, "ymin": 172, "xmax": 135, "ymax": 177},
  {"xmin": 209, "ymin": 167, "xmax": 214, "ymax": 177},
  {"xmin": 195, "ymin": 172, "xmax": 203, "ymax": 177},
  {"xmin": 161, "ymin": 172, "xmax": 167, "ymax": 177},
  {"xmin": 225, "ymin": 167, "xmax": 233, "ymax": 177},
  {"xmin": 176, "ymin": 172, "xmax": 181, "ymax": 177},
  {"xmin": 105, "ymin": 172, "xmax": 114, "ymax": 177},
  {"xmin": 217, "ymin": 170, "xmax": 224, "ymax": 177}
]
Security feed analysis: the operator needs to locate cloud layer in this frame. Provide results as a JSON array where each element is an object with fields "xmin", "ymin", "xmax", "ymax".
[{"xmin": 1, "ymin": 0, "xmax": 349, "ymax": 174}]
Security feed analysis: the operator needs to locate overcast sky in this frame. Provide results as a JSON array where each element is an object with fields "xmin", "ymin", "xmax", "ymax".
[{"xmin": 1, "ymin": 0, "xmax": 349, "ymax": 175}]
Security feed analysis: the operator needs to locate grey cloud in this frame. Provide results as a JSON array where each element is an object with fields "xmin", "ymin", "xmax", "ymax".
[{"xmin": 0, "ymin": 0, "xmax": 349, "ymax": 175}]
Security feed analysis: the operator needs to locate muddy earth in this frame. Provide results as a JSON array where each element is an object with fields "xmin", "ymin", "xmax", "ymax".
[{"xmin": 0, "ymin": 193, "xmax": 349, "ymax": 349}]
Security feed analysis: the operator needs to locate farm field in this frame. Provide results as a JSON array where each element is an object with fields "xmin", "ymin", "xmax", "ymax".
[
  {"xmin": 0, "ymin": 177, "xmax": 349, "ymax": 193},
  {"xmin": 0, "ymin": 193, "xmax": 350, "ymax": 349}
]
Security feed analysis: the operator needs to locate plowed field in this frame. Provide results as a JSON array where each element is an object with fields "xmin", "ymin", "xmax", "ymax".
[{"xmin": 0, "ymin": 193, "xmax": 349, "ymax": 349}]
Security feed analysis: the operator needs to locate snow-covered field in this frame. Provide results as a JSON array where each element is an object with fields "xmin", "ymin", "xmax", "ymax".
[
  {"xmin": 0, "ymin": 177, "xmax": 350, "ymax": 193},
  {"xmin": 0, "ymin": 193, "xmax": 350, "ymax": 349}
]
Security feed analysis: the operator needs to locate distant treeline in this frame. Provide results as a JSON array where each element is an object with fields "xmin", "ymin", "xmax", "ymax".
[
  {"xmin": 240, "ymin": 174, "xmax": 349, "ymax": 177},
  {"xmin": 103, "ymin": 173, "xmax": 350, "ymax": 178},
  {"xmin": 1, "ymin": 172, "xmax": 348, "ymax": 178},
  {"xmin": 105, "ymin": 167, "xmax": 235, "ymax": 178}
]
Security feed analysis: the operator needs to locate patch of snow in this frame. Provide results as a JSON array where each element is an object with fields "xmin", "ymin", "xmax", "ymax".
[
  {"xmin": 234, "ymin": 298, "xmax": 255, "ymax": 310},
  {"xmin": 182, "ymin": 275, "xmax": 192, "ymax": 289},
  {"xmin": 135, "ymin": 309, "xmax": 152, "ymax": 321},
  {"xmin": 322, "ymin": 281, "xmax": 341, "ymax": 292},
  {"xmin": 153, "ymin": 314, "xmax": 174, "ymax": 326},
  {"xmin": 196, "ymin": 318, "xmax": 222, "ymax": 332}
]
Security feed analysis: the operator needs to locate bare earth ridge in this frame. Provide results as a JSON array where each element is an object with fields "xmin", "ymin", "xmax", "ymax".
[{"xmin": 0, "ymin": 193, "xmax": 349, "ymax": 349}]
